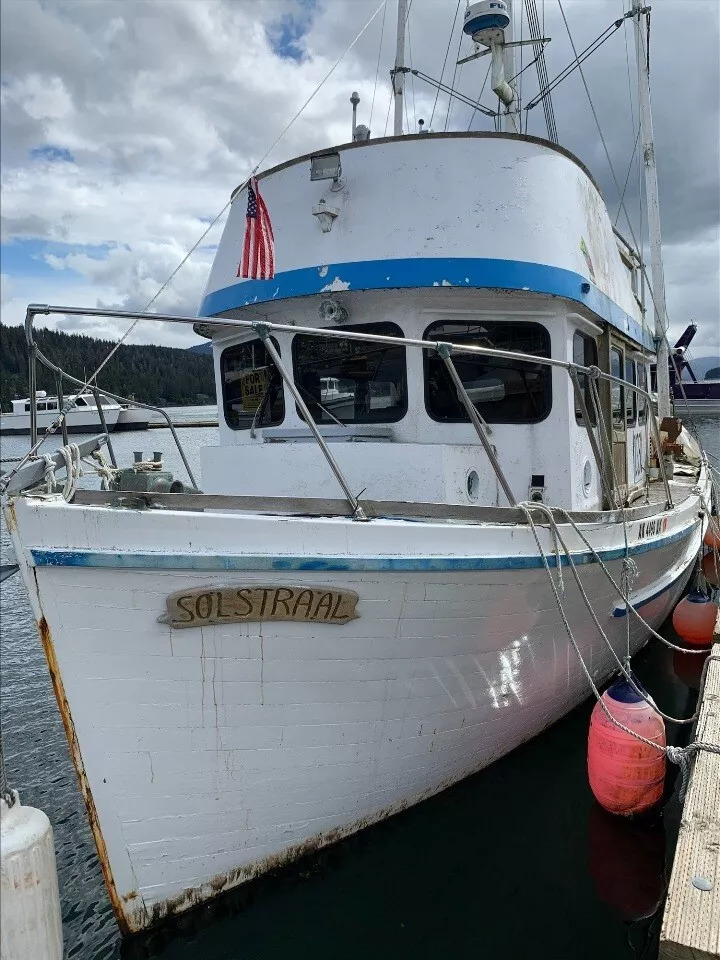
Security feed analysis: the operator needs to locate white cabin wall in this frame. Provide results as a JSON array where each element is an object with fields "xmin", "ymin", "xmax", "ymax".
[{"xmin": 204, "ymin": 290, "xmax": 584, "ymax": 509}]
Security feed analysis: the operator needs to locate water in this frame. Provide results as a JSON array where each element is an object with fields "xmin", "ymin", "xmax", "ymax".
[{"xmin": 1, "ymin": 413, "xmax": 717, "ymax": 960}]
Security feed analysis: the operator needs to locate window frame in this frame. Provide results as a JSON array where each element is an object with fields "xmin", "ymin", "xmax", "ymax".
[
  {"xmin": 422, "ymin": 318, "xmax": 553, "ymax": 425},
  {"xmin": 572, "ymin": 331, "xmax": 598, "ymax": 426},
  {"xmin": 625, "ymin": 357, "xmax": 637, "ymax": 427},
  {"xmin": 220, "ymin": 336, "xmax": 285, "ymax": 431},
  {"xmin": 610, "ymin": 346, "xmax": 625, "ymax": 429},
  {"xmin": 291, "ymin": 321, "xmax": 408, "ymax": 426}
]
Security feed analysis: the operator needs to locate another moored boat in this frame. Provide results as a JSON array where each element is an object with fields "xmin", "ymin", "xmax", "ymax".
[{"xmin": 0, "ymin": 392, "xmax": 122, "ymax": 436}]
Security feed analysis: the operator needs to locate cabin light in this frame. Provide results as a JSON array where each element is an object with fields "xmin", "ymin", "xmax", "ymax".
[{"xmin": 310, "ymin": 153, "xmax": 342, "ymax": 183}]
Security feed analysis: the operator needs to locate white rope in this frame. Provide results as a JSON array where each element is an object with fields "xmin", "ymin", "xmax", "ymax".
[
  {"xmin": 516, "ymin": 503, "xmax": 720, "ymax": 801},
  {"xmin": 40, "ymin": 456, "xmax": 56, "ymax": 494},
  {"xmin": 88, "ymin": 449, "xmax": 117, "ymax": 491}
]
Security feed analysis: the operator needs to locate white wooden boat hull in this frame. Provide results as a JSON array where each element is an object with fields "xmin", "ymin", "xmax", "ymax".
[{"xmin": 3, "ymin": 484, "xmax": 706, "ymax": 934}]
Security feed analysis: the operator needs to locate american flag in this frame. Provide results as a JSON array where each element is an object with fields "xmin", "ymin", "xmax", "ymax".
[{"xmin": 238, "ymin": 177, "xmax": 274, "ymax": 280}]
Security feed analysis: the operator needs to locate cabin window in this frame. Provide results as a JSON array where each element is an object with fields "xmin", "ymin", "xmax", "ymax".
[
  {"xmin": 572, "ymin": 331, "xmax": 598, "ymax": 425},
  {"xmin": 291, "ymin": 322, "xmax": 407, "ymax": 424},
  {"xmin": 610, "ymin": 348, "xmax": 624, "ymax": 428},
  {"xmin": 423, "ymin": 320, "xmax": 552, "ymax": 424},
  {"xmin": 37, "ymin": 402, "xmax": 47, "ymax": 411},
  {"xmin": 75, "ymin": 397, "xmax": 88, "ymax": 407},
  {"xmin": 625, "ymin": 358, "xmax": 637, "ymax": 426},
  {"xmin": 221, "ymin": 338, "xmax": 285, "ymax": 430},
  {"xmin": 24, "ymin": 403, "xmax": 30, "ymax": 412}
]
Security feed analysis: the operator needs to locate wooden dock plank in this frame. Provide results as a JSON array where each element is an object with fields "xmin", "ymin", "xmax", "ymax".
[{"xmin": 660, "ymin": 611, "xmax": 720, "ymax": 960}]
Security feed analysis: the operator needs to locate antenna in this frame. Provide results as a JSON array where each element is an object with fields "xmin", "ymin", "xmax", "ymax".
[{"xmin": 350, "ymin": 91, "xmax": 360, "ymax": 139}]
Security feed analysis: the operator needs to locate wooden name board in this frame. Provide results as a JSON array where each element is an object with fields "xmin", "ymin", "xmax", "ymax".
[{"xmin": 161, "ymin": 585, "xmax": 359, "ymax": 629}]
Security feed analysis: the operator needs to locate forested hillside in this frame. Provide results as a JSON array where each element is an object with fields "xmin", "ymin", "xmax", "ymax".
[{"xmin": 0, "ymin": 325, "xmax": 215, "ymax": 409}]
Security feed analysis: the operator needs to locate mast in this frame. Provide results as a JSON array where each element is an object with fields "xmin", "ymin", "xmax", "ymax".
[
  {"xmin": 393, "ymin": 0, "xmax": 407, "ymax": 136},
  {"xmin": 499, "ymin": 0, "xmax": 520, "ymax": 133},
  {"xmin": 633, "ymin": 0, "xmax": 671, "ymax": 418}
]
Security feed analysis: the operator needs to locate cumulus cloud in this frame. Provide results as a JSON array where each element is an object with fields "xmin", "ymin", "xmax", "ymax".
[{"xmin": 0, "ymin": 0, "xmax": 718, "ymax": 357}]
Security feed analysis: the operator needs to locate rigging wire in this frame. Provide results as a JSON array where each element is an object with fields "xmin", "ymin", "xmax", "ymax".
[
  {"xmin": 525, "ymin": 14, "xmax": 628, "ymax": 113},
  {"xmin": 614, "ymin": 125, "xmax": 641, "ymax": 227},
  {"xmin": 369, "ymin": 0, "xmax": 388, "ymax": 132},
  {"xmin": 466, "ymin": 61, "xmax": 493, "ymax": 131},
  {"xmin": 525, "ymin": 0, "xmax": 558, "ymax": 142},
  {"xmin": 557, "ymin": 2, "xmax": 677, "ymax": 370},
  {"xmin": 2, "ymin": 0, "xmax": 389, "ymax": 480},
  {"xmin": 431, "ymin": 0, "xmax": 462, "ymax": 130},
  {"xmin": 444, "ymin": 17, "xmax": 465, "ymax": 131},
  {"xmin": 406, "ymin": 1, "xmax": 418, "ymax": 132}
]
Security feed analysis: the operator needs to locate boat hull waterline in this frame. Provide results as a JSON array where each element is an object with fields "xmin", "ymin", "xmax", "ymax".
[{"xmin": 4, "ymin": 490, "xmax": 704, "ymax": 934}]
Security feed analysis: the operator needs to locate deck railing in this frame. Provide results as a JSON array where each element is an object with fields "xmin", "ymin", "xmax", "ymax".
[{"xmin": 9, "ymin": 303, "xmax": 675, "ymax": 513}]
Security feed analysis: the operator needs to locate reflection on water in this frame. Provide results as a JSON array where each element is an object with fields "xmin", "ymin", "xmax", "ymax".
[{"xmin": 0, "ymin": 414, "xmax": 717, "ymax": 960}]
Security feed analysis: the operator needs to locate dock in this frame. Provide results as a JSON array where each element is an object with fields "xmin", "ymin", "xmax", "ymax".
[
  {"xmin": 147, "ymin": 418, "xmax": 218, "ymax": 429},
  {"xmin": 660, "ymin": 612, "xmax": 720, "ymax": 960}
]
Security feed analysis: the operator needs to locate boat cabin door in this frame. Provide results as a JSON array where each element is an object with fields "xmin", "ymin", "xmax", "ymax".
[{"xmin": 609, "ymin": 340, "xmax": 628, "ymax": 504}]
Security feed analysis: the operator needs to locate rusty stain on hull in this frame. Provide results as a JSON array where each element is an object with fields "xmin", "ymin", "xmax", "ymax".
[
  {"xmin": 35, "ymin": 609, "xmax": 139, "ymax": 935},
  {"xmin": 123, "ymin": 769, "xmax": 467, "ymax": 934}
]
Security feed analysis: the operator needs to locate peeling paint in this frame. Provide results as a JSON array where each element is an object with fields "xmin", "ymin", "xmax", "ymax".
[
  {"xmin": 35, "ymin": 610, "xmax": 138, "ymax": 936},
  {"xmin": 320, "ymin": 277, "xmax": 350, "ymax": 292},
  {"xmin": 317, "ymin": 265, "xmax": 328, "ymax": 277}
]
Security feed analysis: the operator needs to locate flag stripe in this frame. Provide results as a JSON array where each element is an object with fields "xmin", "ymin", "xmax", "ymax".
[{"xmin": 237, "ymin": 178, "xmax": 275, "ymax": 280}]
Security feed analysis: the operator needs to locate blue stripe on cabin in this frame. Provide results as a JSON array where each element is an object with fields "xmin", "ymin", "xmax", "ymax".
[
  {"xmin": 29, "ymin": 523, "xmax": 696, "ymax": 572},
  {"xmin": 199, "ymin": 257, "xmax": 653, "ymax": 350}
]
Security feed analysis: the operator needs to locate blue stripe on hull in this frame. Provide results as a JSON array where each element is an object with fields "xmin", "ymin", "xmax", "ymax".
[
  {"xmin": 612, "ymin": 565, "xmax": 689, "ymax": 617},
  {"xmin": 30, "ymin": 523, "xmax": 697, "ymax": 572},
  {"xmin": 199, "ymin": 257, "xmax": 653, "ymax": 350}
]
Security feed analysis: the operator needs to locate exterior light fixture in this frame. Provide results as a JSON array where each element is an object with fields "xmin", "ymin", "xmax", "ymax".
[{"xmin": 310, "ymin": 153, "xmax": 342, "ymax": 183}]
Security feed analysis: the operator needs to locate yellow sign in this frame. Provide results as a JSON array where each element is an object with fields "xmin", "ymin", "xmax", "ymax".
[
  {"xmin": 161, "ymin": 585, "xmax": 360, "ymax": 629},
  {"xmin": 240, "ymin": 368, "xmax": 269, "ymax": 411}
]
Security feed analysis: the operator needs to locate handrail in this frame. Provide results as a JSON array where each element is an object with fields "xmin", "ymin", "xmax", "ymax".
[
  {"xmin": 21, "ymin": 311, "xmax": 198, "ymax": 489},
  {"xmin": 15, "ymin": 303, "xmax": 676, "ymax": 511}
]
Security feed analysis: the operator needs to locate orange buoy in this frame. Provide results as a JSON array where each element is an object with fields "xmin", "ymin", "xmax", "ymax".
[
  {"xmin": 704, "ymin": 518, "xmax": 720, "ymax": 550},
  {"xmin": 701, "ymin": 552, "xmax": 720, "ymax": 588},
  {"xmin": 672, "ymin": 589, "xmax": 718, "ymax": 647},
  {"xmin": 587, "ymin": 677, "xmax": 666, "ymax": 816},
  {"xmin": 672, "ymin": 648, "xmax": 710, "ymax": 691}
]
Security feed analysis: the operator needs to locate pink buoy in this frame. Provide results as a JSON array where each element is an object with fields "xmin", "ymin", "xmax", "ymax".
[
  {"xmin": 672, "ymin": 589, "xmax": 718, "ymax": 648},
  {"xmin": 701, "ymin": 552, "xmax": 720, "ymax": 588},
  {"xmin": 587, "ymin": 677, "xmax": 666, "ymax": 816},
  {"xmin": 703, "ymin": 518, "xmax": 720, "ymax": 550}
]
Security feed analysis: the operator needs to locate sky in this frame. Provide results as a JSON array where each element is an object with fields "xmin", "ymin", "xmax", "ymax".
[{"xmin": 1, "ymin": 0, "xmax": 718, "ymax": 356}]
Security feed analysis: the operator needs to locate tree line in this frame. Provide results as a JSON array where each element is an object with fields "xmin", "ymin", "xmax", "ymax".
[{"xmin": 0, "ymin": 325, "xmax": 215, "ymax": 409}]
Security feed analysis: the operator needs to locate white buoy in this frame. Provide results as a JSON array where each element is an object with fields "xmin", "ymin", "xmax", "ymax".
[{"xmin": 1, "ymin": 790, "xmax": 63, "ymax": 960}]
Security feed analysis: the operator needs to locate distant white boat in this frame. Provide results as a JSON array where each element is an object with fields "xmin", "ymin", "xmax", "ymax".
[{"xmin": 0, "ymin": 392, "xmax": 122, "ymax": 435}]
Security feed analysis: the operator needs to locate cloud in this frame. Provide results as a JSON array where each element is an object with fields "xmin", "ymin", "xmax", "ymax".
[{"xmin": 0, "ymin": 0, "xmax": 718, "ymax": 359}]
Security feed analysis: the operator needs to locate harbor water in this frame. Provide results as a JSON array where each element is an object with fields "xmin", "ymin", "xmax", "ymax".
[{"xmin": 1, "ymin": 412, "xmax": 717, "ymax": 960}]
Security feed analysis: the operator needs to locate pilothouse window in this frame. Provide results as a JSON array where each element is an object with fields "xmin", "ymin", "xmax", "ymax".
[
  {"xmin": 221, "ymin": 338, "xmax": 285, "ymax": 430},
  {"xmin": 291, "ymin": 322, "xmax": 407, "ymax": 424},
  {"xmin": 573, "ymin": 331, "xmax": 598, "ymax": 425},
  {"xmin": 424, "ymin": 320, "xmax": 552, "ymax": 424}
]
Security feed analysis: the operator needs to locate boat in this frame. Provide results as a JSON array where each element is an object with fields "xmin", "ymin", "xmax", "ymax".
[
  {"xmin": 668, "ymin": 324, "xmax": 720, "ymax": 417},
  {"xmin": 0, "ymin": 391, "xmax": 122, "ymax": 435},
  {"xmin": 115, "ymin": 404, "xmax": 152, "ymax": 431},
  {"xmin": 1, "ymin": 0, "xmax": 713, "ymax": 936}
]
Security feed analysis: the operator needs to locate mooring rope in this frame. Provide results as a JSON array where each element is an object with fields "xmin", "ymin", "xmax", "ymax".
[{"xmin": 517, "ymin": 503, "xmax": 720, "ymax": 802}]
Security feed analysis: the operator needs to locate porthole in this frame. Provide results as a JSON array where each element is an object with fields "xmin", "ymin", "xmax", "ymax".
[{"xmin": 467, "ymin": 469, "xmax": 480, "ymax": 501}]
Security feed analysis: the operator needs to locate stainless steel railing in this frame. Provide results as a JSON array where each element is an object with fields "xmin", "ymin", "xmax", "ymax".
[{"xmin": 9, "ymin": 302, "xmax": 677, "ymax": 513}]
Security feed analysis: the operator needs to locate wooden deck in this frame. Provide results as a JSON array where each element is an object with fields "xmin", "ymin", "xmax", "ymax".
[{"xmin": 660, "ymin": 609, "xmax": 720, "ymax": 960}]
